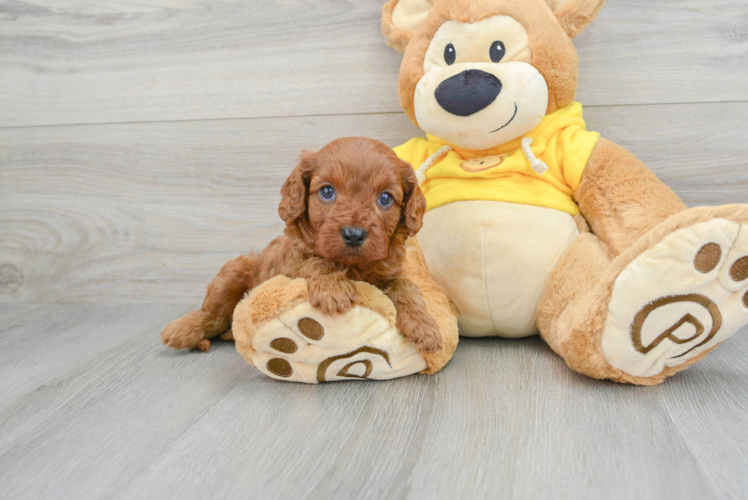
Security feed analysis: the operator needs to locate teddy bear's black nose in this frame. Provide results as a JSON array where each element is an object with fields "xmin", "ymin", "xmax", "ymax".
[
  {"xmin": 434, "ymin": 70, "xmax": 502, "ymax": 117},
  {"xmin": 342, "ymin": 227, "xmax": 367, "ymax": 248}
]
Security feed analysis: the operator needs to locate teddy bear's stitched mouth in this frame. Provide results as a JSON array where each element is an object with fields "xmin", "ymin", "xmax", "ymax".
[{"xmin": 489, "ymin": 103, "xmax": 518, "ymax": 134}]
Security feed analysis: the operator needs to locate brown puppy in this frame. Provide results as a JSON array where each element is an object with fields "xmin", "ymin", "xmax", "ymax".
[{"xmin": 161, "ymin": 137, "xmax": 443, "ymax": 353}]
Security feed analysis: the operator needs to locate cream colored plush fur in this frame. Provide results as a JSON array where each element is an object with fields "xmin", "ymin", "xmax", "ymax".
[{"xmin": 418, "ymin": 201, "xmax": 579, "ymax": 338}]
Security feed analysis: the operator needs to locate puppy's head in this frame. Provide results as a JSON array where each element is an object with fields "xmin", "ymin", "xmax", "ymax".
[{"xmin": 279, "ymin": 137, "xmax": 425, "ymax": 266}]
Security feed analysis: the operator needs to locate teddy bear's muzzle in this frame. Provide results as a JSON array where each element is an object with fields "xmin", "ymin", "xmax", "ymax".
[{"xmin": 434, "ymin": 69, "xmax": 502, "ymax": 117}]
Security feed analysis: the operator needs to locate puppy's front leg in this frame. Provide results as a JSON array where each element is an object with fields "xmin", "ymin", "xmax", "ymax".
[
  {"xmin": 385, "ymin": 279, "xmax": 443, "ymax": 352},
  {"xmin": 297, "ymin": 258, "xmax": 357, "ymax": 315}
]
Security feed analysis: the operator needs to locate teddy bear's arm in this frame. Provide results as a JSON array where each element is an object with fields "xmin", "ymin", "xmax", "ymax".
[{"xmin": 574, "ymin": 138, "xmax": 688, "ymax": 255}]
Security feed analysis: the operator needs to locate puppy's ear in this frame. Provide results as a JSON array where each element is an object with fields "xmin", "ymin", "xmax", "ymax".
[
  {"xmin": 399, "ymin": 158, "xmax": 427, "ymax": 236},
  {"xmin": 547, "ymin": 0, "xmax": 605, "ymax": 38},
  {"xmin": 279, "ymin": 151, "xmax": 315, "ymax": 225},
  {"xmin": 382, "ymin": 0, "xmax": 435, "ymax": 54}
]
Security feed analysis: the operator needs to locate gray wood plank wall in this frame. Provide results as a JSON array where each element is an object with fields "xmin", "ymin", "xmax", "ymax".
[{"xmin": 2, "ymin": 0, "xmax": 747, "ymax": 306}]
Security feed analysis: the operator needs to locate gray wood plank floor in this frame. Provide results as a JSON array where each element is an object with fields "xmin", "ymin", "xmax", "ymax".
[
  {"xmin": 1, "ymin": 305, "xmax": 747, "ymax": 499},
  {"xmin": 2, "ymin": 0, "xmax": 748, "ymax": 498}
]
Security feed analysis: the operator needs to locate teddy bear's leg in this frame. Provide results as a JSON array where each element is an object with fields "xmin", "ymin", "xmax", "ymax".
[
  {"xmin": 536, "ymin": 225, "xmax": 613, "ymax": 364},
  {"xmin": 538, "ymin": 139, "xmax": 748, "ymax": 385}
]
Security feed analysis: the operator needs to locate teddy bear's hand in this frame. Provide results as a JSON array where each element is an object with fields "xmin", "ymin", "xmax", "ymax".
[
  {"xmin": 308, "ymin": 277, "xmax": 358, "ymax": 315},
  {"xmin": 397, "ymin": 308, "xmax": 443, "ymax": 352}
]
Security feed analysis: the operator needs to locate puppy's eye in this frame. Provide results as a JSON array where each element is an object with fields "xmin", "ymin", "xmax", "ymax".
[
  {"xmin": 319, "ymin": 185, "xmax": 336, "ymax": 202},
  {"xmin": 444, "ymin": 43, "xmax": 456, "ymax": 65},
  {"xmin": 377, "ymin": 192, "xmax": 394, "ymax": 208},
  {"xmin": 490, "ymin": 41, "xmax": 505, "ymax": 63}
]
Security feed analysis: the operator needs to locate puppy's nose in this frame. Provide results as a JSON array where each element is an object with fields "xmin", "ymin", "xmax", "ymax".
[
  {"xmin": 341, "ymin": 227, "xmax": 367, "ymax": 248},
  {"xmin": 435, "ymin": 69, "xmax": 502, "ymax": 116}
]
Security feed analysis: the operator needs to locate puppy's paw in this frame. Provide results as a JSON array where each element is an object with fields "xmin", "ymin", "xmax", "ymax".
[
  {"xmin": 308, "ymin": 278, "xmax": 358, "ymax": 315},
  {"xmin": 161, "ymin": 310, "xmax": 210, "ymax": 350},
  {"xmin": 397, "ymin": 309, "xmax": 443, "ymax": 352}
]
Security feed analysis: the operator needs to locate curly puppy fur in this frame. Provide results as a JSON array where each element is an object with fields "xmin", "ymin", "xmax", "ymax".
[{"xmin": 161, "ymin": 137, "xmax": 443, "ymax": 353}]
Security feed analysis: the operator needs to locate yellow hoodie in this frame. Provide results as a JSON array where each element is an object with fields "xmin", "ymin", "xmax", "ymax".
[{"xmin": 394, "ymin": 102, "xmax": 600, "ymax": 215}]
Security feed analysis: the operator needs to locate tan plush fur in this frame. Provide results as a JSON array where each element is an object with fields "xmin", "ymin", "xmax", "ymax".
[
  {"xmin": 384, "ymin": 0, "xmax": 748, "ymax": 385},
  {"xmin": 382, "ymin": 0, "xmax": 417, "ymax": 54},
  {"xmin": 575, "ymin": 139, "xmax": 688, "ymax": 254},
  {"xmin": 552, "ymin": 0, "xmax": 606, "ymax": 38}
]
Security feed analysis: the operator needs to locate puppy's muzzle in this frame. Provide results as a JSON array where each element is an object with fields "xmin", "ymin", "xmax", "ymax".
[
  {"xmin": 341, "ymin": 227, "xmax": 367, "ymax": 248},
  {"xmin": 435, "ymin": 69, "xmax": 502, "ymax": 116}
]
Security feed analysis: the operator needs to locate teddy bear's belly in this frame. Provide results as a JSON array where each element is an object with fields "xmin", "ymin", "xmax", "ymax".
[{"xmin": 417, "ymin": 200, "xmax": 579, "ymax": 338}]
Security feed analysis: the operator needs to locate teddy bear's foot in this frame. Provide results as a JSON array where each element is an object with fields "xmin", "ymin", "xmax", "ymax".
[
  {"xmin": 231, "ymin": 275, "xmax": 456, "ymax": 383},
  {"xmin": 244, "ymin": 305, "xmax": 426, "ymax": 383},
  {"xmin": 601, "ymin": 210, "xmax": 748, "ymax": 378}
]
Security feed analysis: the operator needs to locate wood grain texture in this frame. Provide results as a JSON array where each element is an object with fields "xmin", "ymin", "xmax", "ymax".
[
  {"xmin": 0, "ymin": 304, "xmax": 746, "ymax": 499},
  {"xmin": 0, "ymin": 305, "xmax": 254, "ymax": 500},
  {"xmin": 1, "ymin": 0, "xmax": 747, "ymax": 128},
  {"xmin": 1, "ymin": 103, "xmax": 747, "ymax": 305}
]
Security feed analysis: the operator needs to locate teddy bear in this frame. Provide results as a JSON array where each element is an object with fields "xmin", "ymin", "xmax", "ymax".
[{"xmin": 380, "ymin": 0, "xmax": 748, "ymax": 385}]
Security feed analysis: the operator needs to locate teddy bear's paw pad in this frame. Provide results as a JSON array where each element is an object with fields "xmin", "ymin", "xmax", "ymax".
[
  {"xmin": 602, "ymin": 219, "xmax": 748, "ymax": 378},
  {"xmin": 248, "ymin": 302, "xmax": 427, "ymax": 383}
]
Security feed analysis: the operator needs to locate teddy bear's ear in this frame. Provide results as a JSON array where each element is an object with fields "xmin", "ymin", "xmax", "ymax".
[
  {"xmin": 547, "ymin": 0, "xmax": 605, "ymax": 38},
  {"xmin": 381, "ymin": 0, "xmax": 435, "ymax": 54}
]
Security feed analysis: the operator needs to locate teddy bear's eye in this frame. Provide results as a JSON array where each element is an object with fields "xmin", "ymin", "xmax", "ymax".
[
  {"xmin": 444, "ymin": 43, "xmax": 456, "ymax": 65},
  {"xmin": 490, "ymin": 41, "xmax": 505, "ymax": 63}
]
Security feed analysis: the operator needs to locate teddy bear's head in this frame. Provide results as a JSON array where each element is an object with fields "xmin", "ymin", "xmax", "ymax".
[{"xmin": 382, "ymin": 0, "xmax": 604, "ymax": 150}]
